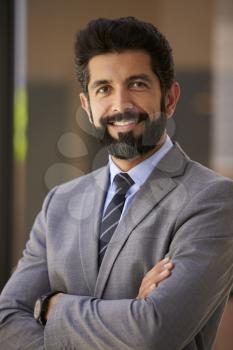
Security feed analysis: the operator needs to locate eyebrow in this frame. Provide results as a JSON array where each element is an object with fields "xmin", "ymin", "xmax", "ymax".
[
  {"xmin": 90, "ymin": 80, "xmax": 112, "ymax": 90},
  {"xmin": 126, "ymin": 74, "xmax": 153, "ymax": 84}
]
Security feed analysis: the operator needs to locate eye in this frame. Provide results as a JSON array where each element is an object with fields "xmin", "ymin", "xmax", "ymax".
[
  {"xmin": 96, "ymin": 85, "xmax": 112, "ymax": 95},
  {"xmin": 129, "ymin": 81, "xmax": 148, "ymax": 90}
]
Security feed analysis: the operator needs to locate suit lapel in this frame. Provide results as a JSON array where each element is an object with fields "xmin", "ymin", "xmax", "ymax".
[
  {"xmin": 79, "ymin": 166, "xmax": 109, "ymax": 295},
  {"xmin": 94, "ymin": 143, "xmax": 189, "ymax": 297}
]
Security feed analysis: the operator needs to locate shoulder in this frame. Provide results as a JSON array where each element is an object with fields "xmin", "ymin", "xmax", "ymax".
[
  {"xmin": 184, "ymin": 158, "xmax": 233, "ymax": 192},
  {"xmin": 41, "ymin": 165, "xmax": 109, "ymax": 215},
  {"xmin": 55, "ymin": 165, "xmax": 108, "ymax": 194},
  {"xmin": 173, "ymin": 156, "xmax": 233, "ymax": 223},
  {"xmin": 169, "ymin": 142, "xmax": 233, "ymax": 193},
  {"xmin": 159, "ymin": 143, "xmax": 233, "ymax": 215}
]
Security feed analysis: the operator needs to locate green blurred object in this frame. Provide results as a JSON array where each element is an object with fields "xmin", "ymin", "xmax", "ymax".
[{"xmin": 14, "ymin": 88, "xmax": 28, "ymax": 163}]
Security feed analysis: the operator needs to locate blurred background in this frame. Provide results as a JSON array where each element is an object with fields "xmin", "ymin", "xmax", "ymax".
[{"xmin": 0, "ymin": 0, "xmax": 233, "ymax": 348}]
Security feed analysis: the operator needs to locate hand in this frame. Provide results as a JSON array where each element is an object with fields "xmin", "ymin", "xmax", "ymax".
[
  {"xmin": 137, "ymin": 257, "xmax": 174, "ymax": 299},
  {"xmin": 45, "ymin": 293, "xmax": 64, "ymax": 321}
]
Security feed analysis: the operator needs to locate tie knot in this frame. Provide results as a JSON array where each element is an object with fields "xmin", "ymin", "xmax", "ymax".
[{"xmin": 114, "ymin": 173, "xmax": 134, "ymax": 194}]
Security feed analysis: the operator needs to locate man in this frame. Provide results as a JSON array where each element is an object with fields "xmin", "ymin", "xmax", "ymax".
[{"xmin": 0, "ymin": 17, "xmax": 233, "ymax": 350}]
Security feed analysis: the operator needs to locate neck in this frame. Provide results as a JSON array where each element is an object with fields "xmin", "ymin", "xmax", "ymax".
[{"xmin": 111, "ymin": 133, "xmax": 167, "ymax": 172}]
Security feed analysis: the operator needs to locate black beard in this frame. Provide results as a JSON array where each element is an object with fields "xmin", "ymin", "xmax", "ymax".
[{"xmin": 94, "ymin": 110, "xmax": 167, "ymax": 160}]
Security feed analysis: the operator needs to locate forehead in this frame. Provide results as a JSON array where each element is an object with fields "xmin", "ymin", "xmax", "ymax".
[{"xmin": 88, "ymin": 50, "xmax": 157, "ymax": 84}]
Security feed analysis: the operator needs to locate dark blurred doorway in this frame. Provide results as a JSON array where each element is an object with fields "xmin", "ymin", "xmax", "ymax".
[{"xmin": 0, "ymin": 0, "xmax": 14, "ymax": 290}]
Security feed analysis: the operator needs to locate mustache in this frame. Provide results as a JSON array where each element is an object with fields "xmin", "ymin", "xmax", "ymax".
[{"xmin": 100, "ymin": 111, "xmax": 149, "ymax": 126}]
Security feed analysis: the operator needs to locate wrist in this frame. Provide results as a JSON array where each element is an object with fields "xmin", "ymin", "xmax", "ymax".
[
  {"xmin": 34, "ymin": 291, "xmax": 63, "ymax": 326},
  {"xmin": 45, "ymin": 292, "xmax": 64, "ymax": 321}
]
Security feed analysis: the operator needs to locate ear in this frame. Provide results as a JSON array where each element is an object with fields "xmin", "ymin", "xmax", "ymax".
[
  {"xmin": 80, "ymin": 93, "xmax": 93, "ymax": 123},
  {"xmin": 165, "ymin": 82, "xmax": 180, "ymax": 118}
]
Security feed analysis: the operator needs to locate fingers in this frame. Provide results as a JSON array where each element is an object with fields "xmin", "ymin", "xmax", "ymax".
[
  {"xmin": 144, "ymin": 257, "xmax": 174, "ymax": 283},
  {"xmin": 137, "ymin": 283, "xmax": 156, "ymax": 299},
  {"xmin": 149, "ymin": 257, "xmax": 173, "ymax": 275},
  {"xmin": 136, "ymin": 257, "xmax": 174, "ymax": 299}
]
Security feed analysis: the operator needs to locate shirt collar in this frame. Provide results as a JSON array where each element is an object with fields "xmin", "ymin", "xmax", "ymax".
[{"xmin": 108, "ymin": 134, "xmax": 173, "ymax": 188}]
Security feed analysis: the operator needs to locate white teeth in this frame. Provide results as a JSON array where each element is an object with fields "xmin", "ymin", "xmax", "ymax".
[{"xmin": 113, "ymin": 120, "xmax": 135, "ymax": 126}]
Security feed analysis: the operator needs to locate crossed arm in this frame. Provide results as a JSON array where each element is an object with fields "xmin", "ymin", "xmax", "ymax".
[{"xmin": 45, "ymin": 257, "xmax": 174, "ymax": 320}]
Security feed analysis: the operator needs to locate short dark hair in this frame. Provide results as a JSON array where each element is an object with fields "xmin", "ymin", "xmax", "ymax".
[{"xmin": 75, "ymin": 17, "xmax": 175, "ymax": 94}]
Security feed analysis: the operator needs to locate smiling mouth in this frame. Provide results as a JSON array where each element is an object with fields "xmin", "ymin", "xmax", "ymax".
[
  {"xmin": 108, "ymin": 119, "xmax": 141, "ymax": 132},
  {"xmin": 109, "ymin": 120, "xmax": 137, "ymax": 126}
]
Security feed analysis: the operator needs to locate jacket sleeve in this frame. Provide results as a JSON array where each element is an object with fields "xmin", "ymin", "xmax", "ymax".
[
  {"xmin": 0, "ymin": 188, "xmax": 57, "ymax": 350},
  {"xmin": 43, "ymin": 179, "xmax": 233, "ymax": 350}
]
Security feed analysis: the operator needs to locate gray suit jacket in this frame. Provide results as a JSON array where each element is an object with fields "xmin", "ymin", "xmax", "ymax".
[{"xmin": 1, "ymin": 143, "xmax": 233, "ymax": 350}]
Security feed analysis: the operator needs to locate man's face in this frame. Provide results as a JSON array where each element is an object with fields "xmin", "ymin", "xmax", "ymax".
[{"xmin": 80, "ymin": 50, "xmax": 176, "ymax": 159}]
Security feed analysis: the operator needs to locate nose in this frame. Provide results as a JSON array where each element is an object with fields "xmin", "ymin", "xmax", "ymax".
[{"xmin": 111, "ymin": 87, "xmax": 134, "ymax": 114}]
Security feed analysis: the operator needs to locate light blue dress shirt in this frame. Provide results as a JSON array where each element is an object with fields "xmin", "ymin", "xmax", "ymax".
[{"xmin": 103, "ymin": 135, "xmax": 173, "ymax": 218}]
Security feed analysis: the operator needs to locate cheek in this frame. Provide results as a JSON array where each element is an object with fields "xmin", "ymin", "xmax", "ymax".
[
  {"xmin": 145, "ymin": 100, "xmax": 162, "ymax": 119},
  {"xmin": 134, "ymin": 95, "xmax": 161, "ymax": 115},
  {"xmin": 87, "ymin": 109, "xmax": 101, "ymax": 128},
  {"xmin": 149, "ymin": 109, "xmax": 162, "ymax": 120},
  {"xmin": 89, "ymin": 99, "xmax": 109, "ymax": 127}
]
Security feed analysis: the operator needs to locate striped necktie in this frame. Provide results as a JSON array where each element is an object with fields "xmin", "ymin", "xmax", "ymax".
[{"xmin": 98, "ymin": 173, "xmax": 134, "ymax": 266}]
